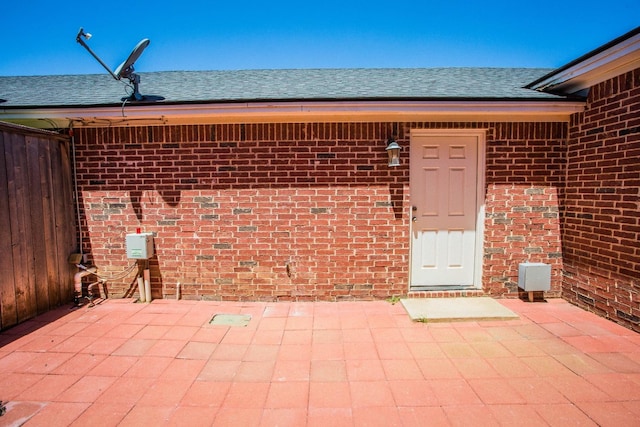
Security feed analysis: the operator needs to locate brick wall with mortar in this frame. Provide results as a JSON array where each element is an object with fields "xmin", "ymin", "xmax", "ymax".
[
  {"xmin": 483, "ymin": 122, "xmax": 565, "ymax": 297},
  {"xmin": 74, "ymin": 121, "xmax": 565, "ymax": 301},
  {"xmin": 563, "ymin": 67, "xmax": 640, "ymax": 332}
]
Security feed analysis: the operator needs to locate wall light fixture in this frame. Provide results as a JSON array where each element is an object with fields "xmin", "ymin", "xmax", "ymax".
[{"xmin": 386, "ymin": 138, "xmax": 401, "ymax": 167}]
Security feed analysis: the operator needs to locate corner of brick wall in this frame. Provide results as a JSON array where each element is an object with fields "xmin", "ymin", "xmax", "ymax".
[{"xmin": 562, "ymin": 67, "xmax": 640, "ymax": 332}]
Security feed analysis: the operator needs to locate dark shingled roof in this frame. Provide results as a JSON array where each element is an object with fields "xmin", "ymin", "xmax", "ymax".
[{"xmin": 0, "ymin": 67, "xmax": 563, "ymax": 108}]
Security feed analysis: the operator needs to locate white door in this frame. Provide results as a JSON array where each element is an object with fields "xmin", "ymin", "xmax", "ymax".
[{"xmin": 410, "ymin": 130, "xmax": 484, "ymax": 290}]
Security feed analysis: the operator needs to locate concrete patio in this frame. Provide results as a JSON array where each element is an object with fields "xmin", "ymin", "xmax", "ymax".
[{"xmin": 0, "ymin": 297, "xmax": 639, "ymax": 426}]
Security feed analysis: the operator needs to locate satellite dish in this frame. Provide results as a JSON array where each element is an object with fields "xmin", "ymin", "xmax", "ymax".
[
  {"xmin": 76, "ymin": 28, "xmax": 164, "ymax": 102},
  {"xmin": 114, "ymin": 39, "xmax": 150, "ymax": 79}
]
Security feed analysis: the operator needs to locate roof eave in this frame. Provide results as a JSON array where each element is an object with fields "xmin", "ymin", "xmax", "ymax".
[
  {"xmin": 1, "ymin": 99, "xmax": 585, "ymax": 129},
  {"xmin": 526, "ymin": 26, "xmax": 640, "ymax": 95}
]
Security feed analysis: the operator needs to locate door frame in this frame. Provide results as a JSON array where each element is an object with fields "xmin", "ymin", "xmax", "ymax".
[{"xmin": 408, "ymin": 129, "xmax": 487, "ymax": 291}]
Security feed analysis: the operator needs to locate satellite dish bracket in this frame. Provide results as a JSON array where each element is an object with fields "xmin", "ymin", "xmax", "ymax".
[
  {"xmin": 75, "ymin": 28, "xmax": 119, "ymax": 80},
  {"xmin": 75, "ymin": 28, "xmax": 162, "ymax": 102}
]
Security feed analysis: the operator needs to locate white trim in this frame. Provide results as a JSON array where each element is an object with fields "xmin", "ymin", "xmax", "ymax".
[
  {"xmin": 475, "ymin": 132, "xmax": 487, "ymax": 290},
  {"xmin": 528, "ymin": 31, "xmax": 640, "ymax": 94},
  {"xmin": 1, "ymin": 100, "xmax": 584, "ymax": 128},
  {"xmin": 408, "ymin": 129, "xmax": 486, "ymax": 291}
]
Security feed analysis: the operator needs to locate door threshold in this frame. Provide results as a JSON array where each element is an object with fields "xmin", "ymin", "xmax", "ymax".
[
  {"xmin": 410, "ymin": 285, "xmax": 478, "ymax": 292},
  {"xmin": 408, "ymin": 286, "xmax": 485, "ymax": 298}
]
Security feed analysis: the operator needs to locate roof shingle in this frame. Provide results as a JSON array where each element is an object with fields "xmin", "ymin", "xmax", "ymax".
[{"xmin": 0, "ymin": 67, "xmax": 562, "ymax": 108}]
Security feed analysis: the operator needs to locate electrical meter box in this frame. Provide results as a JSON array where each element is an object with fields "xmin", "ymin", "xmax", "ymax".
[
  {"xmin": 126, "ymin": 232, "xmax": 154, "ymax": 259},
  {"xmin": 518, "ymin": 262, "xmax": 551, "ymax": 292}
]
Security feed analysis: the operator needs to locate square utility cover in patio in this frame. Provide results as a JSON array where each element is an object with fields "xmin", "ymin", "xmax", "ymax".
[{"xmin": 209, "ymin": 313, "xmax": 252, "ymax": 326}]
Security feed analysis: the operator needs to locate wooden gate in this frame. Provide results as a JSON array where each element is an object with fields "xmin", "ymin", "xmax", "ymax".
[{"xmin": 0, "ymin": 122, "xmax": 76, "ymax": 331}]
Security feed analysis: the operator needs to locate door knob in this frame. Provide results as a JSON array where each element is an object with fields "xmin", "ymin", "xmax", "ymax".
[{"xmin": 412, "ymin": 216, "xmax": 417, "ymax": 222}]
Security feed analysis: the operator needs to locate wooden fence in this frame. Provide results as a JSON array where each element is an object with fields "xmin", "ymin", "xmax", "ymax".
[{"xmin": 0, "ymin": 122, "xmax": 76, "ymax": 331}]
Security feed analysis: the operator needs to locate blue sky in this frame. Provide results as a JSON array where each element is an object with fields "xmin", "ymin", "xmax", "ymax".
[{"xmin": 2, "ymin": 1, "xmax": 638, "ymax": 76}]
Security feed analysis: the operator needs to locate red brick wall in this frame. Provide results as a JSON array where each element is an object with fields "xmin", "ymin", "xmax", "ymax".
[
  {"xmin": 74, "ymin": 121, "xmax": 565, "ymax": 301},
  {"xmin": 563, "ymin": 68, "xmax": 640, "ymax": 332},
  {"xmin": 76, "ymin": 123, "xmax": 408, "ymax": 301},
  {"xmin": 482, "ymin": 123, "xmax": 565, "ymax": 297}
]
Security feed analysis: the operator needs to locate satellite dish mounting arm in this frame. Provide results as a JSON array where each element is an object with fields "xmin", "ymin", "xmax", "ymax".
[
  {"xmin": 76, "ymin": 28, "xmax": 162, "ymax": 102},
  {"xmin": 122, "ymin": 68, "xmax": 142, "ymax": 101},
  {"xmin": 75, "ymin": 28, "xmax": 119, "ymax": 80}
]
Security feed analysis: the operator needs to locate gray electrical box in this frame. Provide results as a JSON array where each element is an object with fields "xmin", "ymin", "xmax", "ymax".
[
  {"xmin": 126, "ymin": 232, "xmax": 154, "ymax": 259},
  {"xmin": 518, "ymin": 262, "xmax": 551, "ymax": 292}
]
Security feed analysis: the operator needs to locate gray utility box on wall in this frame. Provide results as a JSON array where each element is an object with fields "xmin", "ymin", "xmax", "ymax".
[
  {"xmin": 126, "ymin": 232, "xmax": 155, "ymax": 259},
  {"xmin": 518, "ymin": 262, "xmax": 551, "ymax": 301}
]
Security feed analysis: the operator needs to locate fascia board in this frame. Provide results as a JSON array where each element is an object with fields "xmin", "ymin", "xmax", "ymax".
[
  {"xmin": 1, "ymin": 100, "xmax": 585, "ymax": 128},
  {"xmin": 528, "ymin": 32, "xmax": 640, "ymax": 94}
]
